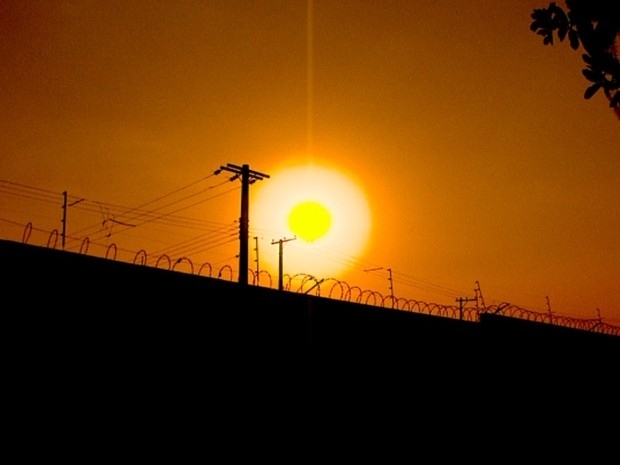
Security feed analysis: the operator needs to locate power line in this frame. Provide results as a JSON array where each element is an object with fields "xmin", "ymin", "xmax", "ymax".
[{"xmin": 72, "ymin": 183, "xmax": 239, "ymax": 243}]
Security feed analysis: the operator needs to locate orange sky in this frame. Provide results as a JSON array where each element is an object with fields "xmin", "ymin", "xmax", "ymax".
[{"xmin": 1, "ymin": 1, "xmax": 619, "ymax": 325}]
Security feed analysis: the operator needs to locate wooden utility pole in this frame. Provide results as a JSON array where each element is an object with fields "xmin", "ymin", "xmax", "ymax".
[
  {"xmin": 271, "ymin": 237, "xmax": 296, "ymax": 291},
  {"xmin": 217, "ymin": 163, "xmax": 269, "ymax": 285}
]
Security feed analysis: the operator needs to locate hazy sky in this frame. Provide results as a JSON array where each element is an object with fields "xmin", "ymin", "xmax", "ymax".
[{"xmin": 1, "ymin": 0, "xmax": 619, "ymax": 325}]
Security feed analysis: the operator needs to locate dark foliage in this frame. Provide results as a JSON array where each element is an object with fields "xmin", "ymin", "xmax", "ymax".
[{"xmin": 530, "ymin": 1, "xmax": 620, "ymax": 119}]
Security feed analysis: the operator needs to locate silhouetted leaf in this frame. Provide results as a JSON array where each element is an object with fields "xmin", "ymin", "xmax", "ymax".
[
  {"xmin": 557, "ymin": 10, "xmax": 568, "ymax": 25},
  {"xmin": 582, "ymin": 68, "xmax": 599, "ymax": 82},
  {"xmin": 549, "ymin": 3, "xmax": 563, "ymax": 17},
  {"xmin": 558, "ymin": 26, "xmax": 567, "ymax": 41},
  {"xmin": 603, "ymin": 80, "xmax": 617, "ymax": 91},
  {"xmin": 530, "ymin": 2, "xmax": 620, "ymax": 120},
  {"xmin": 599, "ymin": 52, "xmax": 619, "ymax": 69},
  {"xmin": 568, "ymin": 29, "xmax": 579, "ymax": 49},
  {"xmin": 531, "ymin": 7, "xmax": 552, "ymax": 23},
  {"xmin": 584, "ymin": 83, "xmax": 600, "ymax": 99}
]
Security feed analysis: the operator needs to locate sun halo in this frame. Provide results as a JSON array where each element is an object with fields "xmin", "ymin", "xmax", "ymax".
[{"xmin": 251, "ymin": 163, "xmax": 371, "ymax": 281}]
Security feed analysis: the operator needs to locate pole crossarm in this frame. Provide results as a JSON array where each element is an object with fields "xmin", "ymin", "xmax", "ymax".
[{"xmin": 218, "ymin": 163, "xmax": 270, "ymax": 182}]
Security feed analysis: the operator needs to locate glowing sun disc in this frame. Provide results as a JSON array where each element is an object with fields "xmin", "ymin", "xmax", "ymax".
[
  {"xmin": 252, "ymin": 163, "xmax": 372, "ymax": 280},
  {"xmin": 288, "ymin": 200, "xmax": 332, "ymax": 242}
]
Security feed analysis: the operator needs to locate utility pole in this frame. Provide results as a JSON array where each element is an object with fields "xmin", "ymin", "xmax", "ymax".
[
  {"xmin": 474, "ymin": 280, "xmax": 486, "ymax": 311},
  {"xmin": 386, "ymin": 267, "xmax": 394, "ymax": 307},
  {"xmin": 271, "ymin": 236, "xmax": 296, "ymax": 291},
  {"xmin": 253, "ymin": 236, "xmax": 260, "ymax": 285},
  {"xmin": 364, "ymin": 266, "xmax": 394, "ymax": 308},
  {"xmin": 60, "ymin": 191, "xmax": 84, "ymax": 251},
  {"xmin": 217, "ymin": 163, "xmax": 269, "ymax": 285},
  {"xmin": 456, "ymin": 296, "xmax": 476, "ymax": 320},
  {"xmin": 61, "ymin": 191, "xmax": 67, "ymax": 250}
]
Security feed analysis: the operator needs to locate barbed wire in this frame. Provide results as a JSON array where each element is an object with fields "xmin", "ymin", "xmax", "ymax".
[{"xmin": 13, "ymin": 222, "xmax": 619, "ymax": 337}]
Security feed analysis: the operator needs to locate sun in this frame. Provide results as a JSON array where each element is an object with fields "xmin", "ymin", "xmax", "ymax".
[
  {"xmin": 288, "ymin": 200, "xmax": 332, "ymax": 242},
  {"xmin": 251, "ymin": 162, "xmax": 372, "ymax": 281}
]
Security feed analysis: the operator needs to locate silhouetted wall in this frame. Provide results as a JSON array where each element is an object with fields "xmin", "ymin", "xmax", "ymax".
[{"xmin": 3, "ymin": 239, "xmax": 618, "ymax": 457}]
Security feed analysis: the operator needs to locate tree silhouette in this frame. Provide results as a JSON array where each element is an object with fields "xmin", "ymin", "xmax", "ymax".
[{"xmin": 530, "ymin": 1, "xmax": 620, "ymax": 120}]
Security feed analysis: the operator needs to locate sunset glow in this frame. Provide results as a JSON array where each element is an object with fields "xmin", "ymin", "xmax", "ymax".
[
  {"xmin": 252, "ymin": 163, "xmax": 371, "ymax": 280},
  {"xmin": 1, "ymin": 1, "xmax": 619, "ymax": 324}
]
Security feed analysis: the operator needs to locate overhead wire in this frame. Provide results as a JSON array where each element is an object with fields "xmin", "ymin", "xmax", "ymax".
[
  {"xmin": 3, "ymin": 178, "xmax": 612, "ymax": 324},
  {"xmin": 71, "ymin": 179, "xmax": 239, "ymax": 244},
  {"xmin": 0, "ymin": 175, "xmax": 243, "ymax": 263},
  {"xmin": 248, "ymin": 221, "xmax": 469, "ymax": 304},
  {"xmin": 149, "ymin": 222, "xmax": 239, "ymax": 258},
  {"xmin": 90, "ymin": 185, "xmax": 240, "ymax": 252},
  {"xmin": 70, "ymin": 178, "xmax": 229, "ymax": 231},
  {"xmin": 0, "ymin": 179, "xmax": 61, "ymax": 201}
]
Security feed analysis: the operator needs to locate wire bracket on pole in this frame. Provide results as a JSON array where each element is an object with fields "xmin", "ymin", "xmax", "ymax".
[{"xmin": 218, "ymin": 163, "xmax": 270, "ymax": 183}]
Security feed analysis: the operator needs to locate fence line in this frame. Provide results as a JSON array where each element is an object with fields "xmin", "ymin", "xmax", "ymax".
[{"xmin": 15, "ymin": 224, "xmax": 620, "ymax": 337}]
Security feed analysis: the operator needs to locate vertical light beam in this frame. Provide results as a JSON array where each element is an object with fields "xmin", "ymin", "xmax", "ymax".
[{"xmin": 307, "ymin": 0, "xmax": 314, "ymax": 156}]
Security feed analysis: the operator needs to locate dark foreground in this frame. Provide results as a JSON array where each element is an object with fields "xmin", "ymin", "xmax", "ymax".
[{"xmin": 3, "ymin": 240, "xmax": 618, "ymax": 459}]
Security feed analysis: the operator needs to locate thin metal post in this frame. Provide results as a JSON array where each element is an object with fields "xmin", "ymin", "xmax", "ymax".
[
  {"xmin": 61, "ymin": 191, "xmax": 67, "ymax": 250},
  {"xmin": 271, "ymin": 237, "xmax": 296, "ymax": 291}
]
